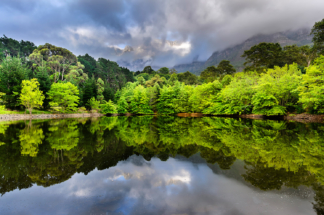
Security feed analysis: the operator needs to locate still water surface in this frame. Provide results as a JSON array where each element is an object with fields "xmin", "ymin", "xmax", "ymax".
[{"xmin": 0, "ymin": 116, "xmax": 323, "ymax": 215}]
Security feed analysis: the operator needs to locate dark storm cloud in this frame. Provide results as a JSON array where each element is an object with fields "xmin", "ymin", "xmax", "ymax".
[{"xmin": 1, "ymin": 0, "xmax": 323, "ymax": 69}]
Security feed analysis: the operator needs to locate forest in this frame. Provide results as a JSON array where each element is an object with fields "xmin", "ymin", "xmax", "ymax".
[{"xmin": 0, "ymin": 18, "xmax": 324, "ymax": 116}]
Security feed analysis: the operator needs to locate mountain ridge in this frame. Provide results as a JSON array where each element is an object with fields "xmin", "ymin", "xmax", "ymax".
[{"xmin": 173, "ymin": 28, "xmax": 313, "ymax": 74}]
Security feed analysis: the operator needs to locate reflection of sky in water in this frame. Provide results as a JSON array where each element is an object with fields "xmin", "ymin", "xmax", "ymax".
[{"xmin": 0, "ymin": 155, "xmax": 315, "ymax": 215}]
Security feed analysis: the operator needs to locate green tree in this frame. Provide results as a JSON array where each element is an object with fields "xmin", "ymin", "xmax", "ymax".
[
  {"xmin": 130, "ymin": 85, "xmax": 153, "ymax": 114},
  {"xmin": 47, "ymin": 82, "xmax": 80, "ymax": 112},
  {"xmin": 311, "ymin": 18, "xmax": 324, "ymax": 55},
  {"xmin": 177, "ymin": 71, "xmax": 199, "ymax": 85},
  {"xmin": 0, "ymin": 56, "xmax": 28, "ymax": 109},
  {"xmin": 20, "ymin": 79, "xmax": 45, "ymax": 115},
  {"xmin": 282, "ymin": 45, "xmax": 307, "ymax": 66},
  {"xmin": 100, "ymin": 100, "xmax": 118, "ymax": 114},
  {"xmin": 29, "ymin": 43, "xmax": 78, "ymax": 82},
  {"xmin": 158, "ymin": 67, "xmax": 169, "ymax": 75},
  {"xmin": 298, "ymin": 55, "xmax": 324, "ymax": 113},
  {"xmin": 88, "ymin": 97, "xmax": 100, "ymax": 112},
  {"xmin": 200, "ymin": 66, "xmax": 220, "ymax": 83},
  {"xmin": 96, "ymin": 78, "xmax": 104, "ymax": 102},
  {"xmin": 216, "ymin": 60, "xmax": 236, "ymax": 75},
  {"xmin": 77, "ymin": 53, "xmax": 97, "ymax": 78},
  {"xmin": 145, "ymin": 75, "xmax": 166, "ymax": 87},
  {"xmin": 80, "ymin": 78, "xmax": 97, "ymax": 109},
  {"xmin": 242, "ymin": 42, "xmax": 283, "ymax": 72},
  {"xmin": 143, "ymin": 66, "xmax": 155, "ymax": 74},
  {"xmin": 35, "ymin": 62, "xmax": 52, "ymax": 110},
  {"xmin": 251, "ymin": 64, "xmax": 301, "ymax": 115}
]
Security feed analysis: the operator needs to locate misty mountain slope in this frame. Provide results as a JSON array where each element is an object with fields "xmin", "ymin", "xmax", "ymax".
[
  {"xmin": 173, "ymin": 61, "xmax": 206, "ymax": 74},
  {"xmin": 174, "ymin": 28, "xmax": 313, "ymax": 74}
]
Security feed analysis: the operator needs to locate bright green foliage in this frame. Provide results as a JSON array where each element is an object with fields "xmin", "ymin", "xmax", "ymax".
[
  {"xmin": 190, "ymin": 80, "xmax": 222, "ymax": 113},
  {"xmin": 96, "ymin": 78, "xmax": 104, "ymax": 102},
  {"xmin": 298, "ymin": 56, "xmax": 324, "ymax": 113},
  {"xmin": 147, "ymin": 83, "xmax": 160, "ymax": 112},
  {"xmin": 252, "ymin": 64, "xmax": 302, "ymax": 115},
  {"xmin": 47, "ymin": 82, "xmax": 79, "ymax": 112},
  {"xmin": 157, "ymin": 83, "xmax": 181, "ymax": 114},
  {"xmin": 173, "ymin": 84, "xmax": 193, "ymax": 113},
  {"xmin": 100, "ymin": 100, "xmax": 117, "ymax": 114},
  {"xmin": 221, "ymin": 75, "xmax": 232, "ymax": 86},
  {"xmin": 47, "ymin": 119, "xmax": 79, "ymax": 151},
  {"xmin": 29, "ymin": 43, "xmax": 78, "ymax": 82},
  {"xmin": 117, "ymin": 96, "xmax": 128, "ymax": 113},
  {"xmin": 88, "ymin": 97, "xmax": 100, "ymax": 112},
  {"xmin": 130, "ymin": 85, "xmax": 153, "ymax": 114},
  {"xmin": 137, "ymin": 76, "xmax": 146, "ymax": 85},
  {"xmin": 65, "ymin": 62, "xmax": 88, "ymax": 85},
  {"xmin": 0, "ymin": 56, "xmax": 29, "ymax": 109},
  {"xmin": 145, "ymin": 75, "xmax": 166, "ymax": 87},
  {"xmin": 168, "ymin": 73, "xmax": 178, "ymax": 86},
  {"xmin": 19, "ymin": 126, "xmax": 45, "ymax": 157},
  {"xmin": 210, "ymin": 72, "xmax": 259, "ymax": 114},
  {"xmin": 20, "ymin": 79, "xmax": 45, "ymax": 115}
]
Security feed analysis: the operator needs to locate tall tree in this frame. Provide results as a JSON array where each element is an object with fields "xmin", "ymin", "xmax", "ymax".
[
  {"xmin": 77, "ymin": 54, "xmax": 97, "ymax": 78},
  {"xmin": 177, "ymin": 71, "xmax": 199, "ymax": 85},
  {"xmin": 20, "ymin": 79, "xmax": 45, "ymax": 115},
  {"xmin": 216, "ymin": 60, "xmax": 236, "ymax": 75},
  {"xmin": 311, "ymin": 18, "xmax": 324, "ymax": 55},
  {"xmin": 47, "ymin": 82, "xmax": 80, "ymax": 112},
  {"xmin": 29, "ymin": 43, "xmax": 78, "ymax": 82},
  {"xmin": 158, "ymin": 67, "xmax": 170, "ymax": 75},
  {"xmin": 96, "ymin": 78, "xmax": 104, "ymax": 103},
  {"xmin": 0, "ymin": 56, "xmax": 28, "ymax": 109},
  {"xmin": 242, "ymin": 43, "xmax": 283, "ymax": 72}
]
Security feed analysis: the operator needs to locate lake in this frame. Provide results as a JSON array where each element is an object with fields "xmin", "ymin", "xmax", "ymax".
[{"xmin": 0, "ymin": 116, "xmax": 323, "ymax": 215}]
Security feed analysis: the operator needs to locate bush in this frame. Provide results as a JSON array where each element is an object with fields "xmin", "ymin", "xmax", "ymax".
[{"xmin": 100, "ymin": 100, "xmax": 117, "ymax": 114}]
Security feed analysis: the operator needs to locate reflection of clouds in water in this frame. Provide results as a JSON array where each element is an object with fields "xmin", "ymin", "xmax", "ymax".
[{"xmin": 0, "ymin": 155, "xmax": 316, "ymax": 215}]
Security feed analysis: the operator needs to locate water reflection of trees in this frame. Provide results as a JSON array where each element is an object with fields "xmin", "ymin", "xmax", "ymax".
[{"xmin": 1, "ymin": 116, "xmax": 324, "ymax": 214}]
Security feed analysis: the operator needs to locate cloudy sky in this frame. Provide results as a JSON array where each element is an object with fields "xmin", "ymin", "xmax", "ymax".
[{"xmin": 1, "ymin": 0, "xmax": 323, "ymax": 69}]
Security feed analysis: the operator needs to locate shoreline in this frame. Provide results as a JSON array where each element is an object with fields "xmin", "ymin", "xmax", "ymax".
[
  {"xmin": 1, "ymin": 112, "xmax": 322, "ymax": 123},
  {"xmin": 0, "ymin": 113, "xmax": 105, "ymax": 121}
]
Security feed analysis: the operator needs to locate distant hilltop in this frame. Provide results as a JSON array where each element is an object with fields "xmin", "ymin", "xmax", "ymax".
[{"xmin": 173, "ymin": 28, "xmax": 313, "ymax": 75}]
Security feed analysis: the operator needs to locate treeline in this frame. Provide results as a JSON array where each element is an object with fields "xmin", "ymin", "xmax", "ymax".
[
  {"xmin": 0, "ymin": 38, "xmax": 136, "ymax": 113},
  {"xmin": 106, "ymin": 18, "xmax": 324, "ymax": 116},
  {"xmin": 0, "ymin": 18, "xmax": 324, "ymax": 115}
]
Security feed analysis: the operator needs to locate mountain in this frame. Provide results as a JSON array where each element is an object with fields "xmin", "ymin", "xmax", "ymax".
[
  {"xmin": 173, "ymin": 61, "xmax": 205, "ymax": 74},
  {"xmin": 173, "ymin": 28, "xmax": 313, "ymax": 74}
]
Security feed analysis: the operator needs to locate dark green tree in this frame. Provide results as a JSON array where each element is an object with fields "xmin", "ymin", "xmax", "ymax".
[
  {"xmin": 177, "ymin": 71, "xmax": 199, "ymax": 85},
  {"xmin": 242, "ymin": 42, "xmax": 283, "ymax": 72},
  {"xmin": 311, "ymin": 18, "xmax": 324, "ymax": 55},
  {"xmin": 0, "ymin": 56, "xmax": 28, "ymax": 109},
  {"xmin": 77, "ymin": 54, "xmax": 97, "ymax": 78},
  {"xmin": 158, "ymin": 67, "xmax": 170, "ymax": 75},
  {"xmin": 143, "ymin": 66, "xmax": 155, "ymax": 74}
]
